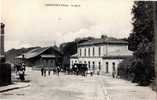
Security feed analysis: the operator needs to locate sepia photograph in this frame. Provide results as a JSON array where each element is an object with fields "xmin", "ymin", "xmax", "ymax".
[{"xmin": 0, "ymin": 0, "xmax": 157, "ymax": 100}]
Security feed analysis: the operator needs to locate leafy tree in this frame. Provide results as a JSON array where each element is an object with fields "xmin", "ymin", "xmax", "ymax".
[{"xmin": 128, "ymin": 1, "xmax": 157, "ymax": 85}]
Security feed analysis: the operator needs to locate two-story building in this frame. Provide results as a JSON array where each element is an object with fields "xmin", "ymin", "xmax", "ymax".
[{"xmin": 70, "ymin": 38, "xmax": 132, "ymax": 75}]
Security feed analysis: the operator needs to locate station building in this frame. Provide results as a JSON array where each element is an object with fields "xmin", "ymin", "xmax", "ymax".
[{"xmin": 70, "ymin": 38, "xmax": 133, "ymax": 75}]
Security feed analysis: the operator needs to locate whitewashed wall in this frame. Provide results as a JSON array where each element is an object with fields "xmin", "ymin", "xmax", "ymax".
[
  {"xmin": 102, "ymin": 59, "xmax": 123, "ymax": 74},
  {"xmin": 70, "ymin": 43, "xmax": 131, "ymax": 75}
]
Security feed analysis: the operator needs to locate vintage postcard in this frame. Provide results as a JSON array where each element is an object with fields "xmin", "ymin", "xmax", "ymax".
[{"xmin": 0, "ymin": 0, "xmax": 157, "ymax": 100}]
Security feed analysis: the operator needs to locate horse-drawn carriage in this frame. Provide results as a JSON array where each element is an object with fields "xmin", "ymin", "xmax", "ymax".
[{"xmin": 72, "ymin": 63, "xmax": 88, "ymax": 76}]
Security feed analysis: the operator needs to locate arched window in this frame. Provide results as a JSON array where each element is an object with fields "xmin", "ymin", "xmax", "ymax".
[
  {"xmin": 93, "ymin": 61, "xmax": 95, "ymax": 70},
  {"xmin": 88, "ymin": 61, "xmax": 90, "ymax": 69},
  {"xmin": 112, "ymin": 62, "xmax": 116, "ymax": 71},
  {"xmin": 98, "ymin": 62, "xmax": 101, "ymax": 70},
  {"xmin": 106, "ymin": 62, "xmax": 109, "ymax": 73}
]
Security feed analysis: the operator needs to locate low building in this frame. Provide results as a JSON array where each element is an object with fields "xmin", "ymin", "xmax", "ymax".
[
  {"xmin": 16, "ymin": 46, "xmax": 62, "ymax": 69},
  {"xmin": 70, "ymin": 38, "xmax": 133, "ymax": 75}
]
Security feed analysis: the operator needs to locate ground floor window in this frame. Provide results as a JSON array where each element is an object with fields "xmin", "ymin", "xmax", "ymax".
[
  {"xmin": 106, "ymin": 62, "xmax": 109, "ymax": 73},
  {"xmin": 88, "ymin": 61, "xmax": 90, "ymax": 69},
  {"xmin": 92, "ymin": 61, "xmax": 95, "ymax": 70},
  {"xmin": 98, "ymin": 62, "xmax": 101, "ymax": 71},
  {"xmin": 112, "ymin": 62, "xmax": 116, "ymax": 71}
]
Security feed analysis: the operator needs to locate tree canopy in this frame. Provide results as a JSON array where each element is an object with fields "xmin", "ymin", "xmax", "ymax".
[{"xmin": 127, "ymin": 1, "xmax": 156, "ymax": 85}]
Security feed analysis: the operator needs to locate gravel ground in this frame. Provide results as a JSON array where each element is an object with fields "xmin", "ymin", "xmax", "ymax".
[{"xmin": 0, "ymin": 68, "xmax": 156, "ymax": 100}]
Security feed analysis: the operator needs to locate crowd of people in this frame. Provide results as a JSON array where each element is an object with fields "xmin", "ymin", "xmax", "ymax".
[
  {"xmin": 41, "ymin": 66, "xmax": 61, "ymax": 77},
  {"xmin": 14, "ymin": 63, "xmax": 119, "ymax": 80}
]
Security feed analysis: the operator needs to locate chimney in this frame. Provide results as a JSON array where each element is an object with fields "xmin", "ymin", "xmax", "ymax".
[{"xmin": 0, "ymin": 23, "xmax": 5, "ymax": 63}]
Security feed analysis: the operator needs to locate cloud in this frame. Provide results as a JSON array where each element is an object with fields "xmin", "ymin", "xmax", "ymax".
[{"xmin": 2, "ymin": 0, "xmax": 134, "ymax": 50}]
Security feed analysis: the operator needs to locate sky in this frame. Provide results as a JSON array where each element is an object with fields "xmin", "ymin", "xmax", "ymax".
[{"xmin": 1, "ymin": 0, "xmax": 134, "ymax": 51}]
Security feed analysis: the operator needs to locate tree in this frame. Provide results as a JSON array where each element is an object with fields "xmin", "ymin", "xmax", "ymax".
[{"xmin": 128, "ymin": 1, "xmax": 157, "ymax": 85}]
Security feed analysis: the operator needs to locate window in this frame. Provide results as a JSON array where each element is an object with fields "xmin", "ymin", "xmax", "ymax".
[
  {"xmin": 84, "ymin": 61, "xmax": 87, "ymax": 64},
  {"xmin": 98, "ymin": 62, "xmax": 101, "ymax": 70},
  {"xmin": 84, "ymin": 48, "xmax": 86, "ymax": 57},
  {"xmin": 80, "ymin": 49, "xmax": 82, "ymax": 57},
  {"xmin": 112, "ymin": 62, "xmax": 116, "ymax": 71},
  {"xmin": 88, "ymin": 48, "xmax": 90, "ymax": 57},
  {"xmin": 92, "ymin": 61, "xmax": 95, "ymax": 70},
  {"xmin": 99, "ymin": 47, "xmax": 101, "ymax": 56},
  {"xmin": 79, "ymin": 61, "xmax": 82, "ymax": 64},
  {"xmin": 88, "ymin": 61, "xmax": 90, "ymax": 69},
  {"xmin": 106, "ymin": 62, "xmax": 109, "ymax": 73},
  {"xmin": 93, "ymin": 47, "xmax": 95, "ymax": 56}
]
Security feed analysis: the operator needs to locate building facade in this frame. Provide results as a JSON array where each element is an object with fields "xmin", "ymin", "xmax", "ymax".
[
  {"xmin": 70, "ymin": 38, "xmax": 132, "ymax": 75},
  {"xmin": 16, "ymin": 46, "xmax": 62, "ymax": 70}
]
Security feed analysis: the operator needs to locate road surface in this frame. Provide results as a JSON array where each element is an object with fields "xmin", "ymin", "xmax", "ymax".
[{"xmin": 0, "ymin": 68, "xmax": 156, "ymax": 100}]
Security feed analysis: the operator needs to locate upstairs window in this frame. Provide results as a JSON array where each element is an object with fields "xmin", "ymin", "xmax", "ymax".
[
  {"xmin": 99, "ymin": 47, "xmax": 101, "ymax": 56},
  {"xmin": 84, "ymin": 48, "xmax": 86, "ymax": 57},
  {"xmin": 93, "ymin": 47, "xmax": 95, "ymax": 56},
  {"xmin": 80, "ymin": 49, "xmax": 82, "ymax": 57},
  {"xmin": 88, "ymin": 48, "xmax": 90, "ymax": 57}
]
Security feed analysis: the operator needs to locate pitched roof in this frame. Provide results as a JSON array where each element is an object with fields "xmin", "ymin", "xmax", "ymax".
[
  {"xmin": 78, "ymin": 38, "xmax": 128, "ymax": 46},
  {"xmin": 16, "ymin": 46, "xmax": 61, "ymax": 59}
]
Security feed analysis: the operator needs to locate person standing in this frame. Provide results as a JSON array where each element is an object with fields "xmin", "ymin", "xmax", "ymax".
[
  {"xmin": 48, "ymin": 69, "xmax": 51, "ymax": 76},
  {"xmin": 57, "ymin": 66, "xmax": 60, "ymax": 76},
  {"xmin": 41, "ymin": 67, "xmax": 44, "ymax": 76},
  {"xmin": 112, "ymin": 70, "xmax": 116, "ymax": 78},
  {"xmin": 18, "ymin": 68, "xmax": 25, "ymax": 81},
  {"xmin": 44, "ymin": 68, "xmax": 46, "ymax": 77}
]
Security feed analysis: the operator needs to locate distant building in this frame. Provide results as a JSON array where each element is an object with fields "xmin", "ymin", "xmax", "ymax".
[
  {"xmin": 16, "ymin": 46, "xmax": 62, "ymax": 69},
  {"xmin": 70, "ymin": 38, "xmax": 133, "ymax": 75}
]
